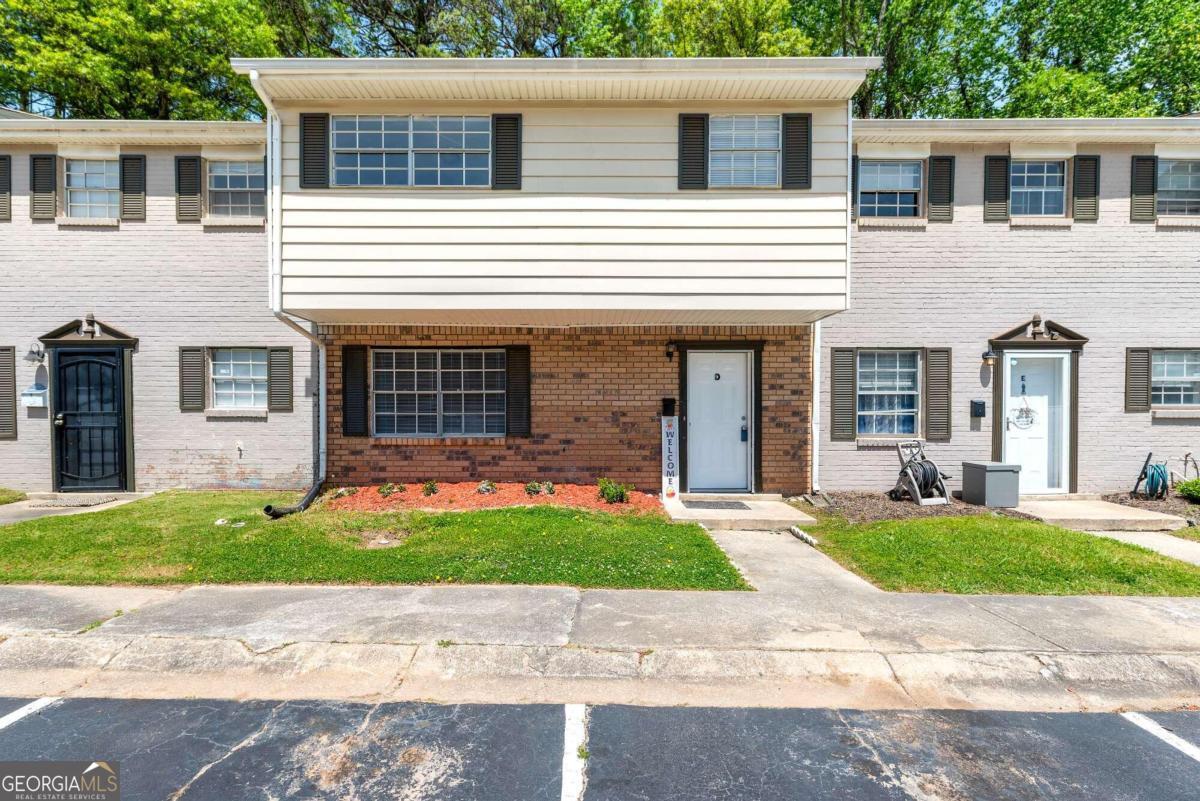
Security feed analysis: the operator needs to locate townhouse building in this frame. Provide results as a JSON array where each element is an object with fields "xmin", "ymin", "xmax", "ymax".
[
  {"xmin": 0, "ymin": 119, "xmax": 316, "ymax": 492},
  {"xmin": 0, "ymin": 57, "xmax": 1197, "ymax": 499}
]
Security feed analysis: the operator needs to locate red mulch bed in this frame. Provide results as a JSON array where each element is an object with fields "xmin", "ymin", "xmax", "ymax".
[{"xmin": 323, "ymin": 482, "xmax": 664, "ymax": 514}]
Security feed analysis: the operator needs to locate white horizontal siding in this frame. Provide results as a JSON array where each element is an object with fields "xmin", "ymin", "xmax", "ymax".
[{"xmin": 278, "ymin": 103, "xmax": 850, "ymax": 322}]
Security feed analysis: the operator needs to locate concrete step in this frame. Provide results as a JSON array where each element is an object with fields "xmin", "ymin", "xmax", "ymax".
[
  {"xmin": 1015, "ymin": 499, "xmax": 1188, "ymax": 532},
  {"xmin": 679, "ymin": 492, "xmax": 784, "ymax": 502},
  {"xmin": 665, "ymin": 497, "xmax": 815, "ymax": 531}
]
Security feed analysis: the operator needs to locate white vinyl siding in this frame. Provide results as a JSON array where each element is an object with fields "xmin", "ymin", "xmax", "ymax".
[
  {"xmin": 211, "ymin": 348, "xmax": 268, "ymax": 409},
  {"xmin": 208, "ymin": 160, "xmax": 265, "ymax": 217},
  {"xmin": 372, "ymin": 349, "xmax": 506, "ymax": 437},
  {"xmin": 1010, "ymin": 160, "xmax": 1066, "ymax": 216},
  {"xmin": 65, "ymin": 159, "xmax": 119, "ymax": 218},
  {"xmin": 708, "ymin": 115, "xmax": 781, "ymax": 188},
  {"xmin": 331, "ymin": 115, "xmax": 490, "ymax": 187},
  {"xmin": 278, "ymin": 105, "xmax": 850, "ymax": 325},
  {"xmin": 857, "ymin": 350, "xmax": 920, "ymax": 436},
  {"xmin": 1157, "ymin": 160, "xmax": 1200, "ymax": 217},
  {"xmin": 1151, "ymin": 350, "xmax": 1200, "ymax": 406},
  {"xmin": 858, "ymin": 161, "xmax": 922, "ymax": 217}
]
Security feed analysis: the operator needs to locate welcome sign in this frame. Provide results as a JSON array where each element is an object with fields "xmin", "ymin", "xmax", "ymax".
[{"xmin": 661, "ymin": 416, "xmax": 679, "ymax": 499}]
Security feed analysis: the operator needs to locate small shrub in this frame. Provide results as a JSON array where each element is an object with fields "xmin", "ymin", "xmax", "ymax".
[
  {"xmin": 477, "ymin": 479, "xmax": 497, "ymax": 495},
  {"xmin": 1178, "ymin": 478, "xmax": 1200, "ymax": 504},
  {"xmin": 542, "ymin": 481, "xmax": 555, "ymax": 495},
  {"xmin": 598, "ymin": 477, "xmax": 631, "ymax": 504},
  {"xmin": 378, "ymin": 482, "xmax": 403, "ymax": 497},
  {"xmin": 524, "ymin": 481, "xmax": 543, "ymax": 496},
  {"xmin": 422, "ymin": 480, "xmax": 439, "ymax": 497},
  {"xmin": 332, "ymin": 487, "xmax": 358, "ymax": 499}
]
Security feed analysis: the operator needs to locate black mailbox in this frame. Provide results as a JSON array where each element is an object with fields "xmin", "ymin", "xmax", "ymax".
[{"xmin": 662, "ymin": 397, "xmax": 677, "ymax": 417}]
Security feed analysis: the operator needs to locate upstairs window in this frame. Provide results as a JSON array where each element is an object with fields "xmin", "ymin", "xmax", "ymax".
[
  {"xmin": 1152, "ymin": 350, "xmax": 1200, "ymax": 406},
  {"xmin": 211, "ymin": 348, "xmax": 268, "ymax": 409},
  {"xmin": 65, "ymin": 159, "xmax": 119, "ymax": 218},
  {"xmin": 1010, "ymin": 160, "xmax": 1066, "ymax": 216},
  {"xmin": 208, "ymin": 160, "xmax": 265, "ymax": 217},
  {"xmin": 857, "ymin": 350, "xmax": 920, "ymax": 436},
  {"xmin": 331, "ymin": 115, "xmax": 491, "ymax": 187},
  {"xmin": 708, "ymin": 115, "xmax": 780, "ymax": 188},
  {"xmin": 1157, "ymin": 160, "xmax": 1200, "ymax": 217},
  {"xmin": 858, "ymin": 161, "xmax": 922, "ymax": 217},
  {"xmin": 372, "ymin": 349, "xmax": 506, "ymax": 437}
]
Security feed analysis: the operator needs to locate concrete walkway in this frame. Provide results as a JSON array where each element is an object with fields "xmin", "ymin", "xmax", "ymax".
[
  {"xmin": 1088, "ymin": 529, "xmax": 1200, "ymax": 567},
  {"xmin": 0, "ymin": 493, "xmax": 148, "ymax": 525},
  {"xmin": 2, "ymin": 530, "xmax": 1200, "ymax": 712},
  {"xmin": 1016, "ymin": 498, "xmax": 1187, "ymax": 532}
]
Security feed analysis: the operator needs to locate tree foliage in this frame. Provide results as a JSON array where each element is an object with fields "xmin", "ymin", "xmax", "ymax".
[{"xmin": 1, "ymin": 0, "xmax": 1197, "ymax": 119}]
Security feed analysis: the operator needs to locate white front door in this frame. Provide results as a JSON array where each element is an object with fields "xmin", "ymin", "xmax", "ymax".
[
  {"xmin": 1003, "ymin": 352, "xmax": 1071, "ymax": 494},
  {"xmin": 686, "ymin": 350, "xmax": 752, "ymax": 492}
]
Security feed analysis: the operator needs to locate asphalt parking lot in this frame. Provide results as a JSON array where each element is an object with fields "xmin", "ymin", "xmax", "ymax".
[{"xmin": 0, "ymin": 698, "xmax": 1198, "ymax": 800}]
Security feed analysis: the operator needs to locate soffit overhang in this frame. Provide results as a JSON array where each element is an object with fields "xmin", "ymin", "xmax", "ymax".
[
  {"xmin": 0, "ymin": 120, "xmax": 265, "ymax": 147},
  {"xmin": 855, "ymin": 118, "xmax": 1200, "ymax": 146},
  {"xmin": 232, "ymin": 57, "xmax": 881, "ymax": 104}
]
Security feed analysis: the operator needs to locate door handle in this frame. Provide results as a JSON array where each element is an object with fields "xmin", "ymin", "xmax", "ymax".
[
  {"xmin": 54, "ymin": 413, "xmax": 64, "ymax": 427},
  {"xmin": 740, "ymin": 425, "xmax": 748, "ymax": 442}
]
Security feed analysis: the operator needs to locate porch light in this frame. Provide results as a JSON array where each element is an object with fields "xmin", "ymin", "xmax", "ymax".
[
  {"xmin": 665, "ymin": 342, "xmax": 677, "ymax": 361},
  {"xmin": 23, "ymin": 342, "xmax": 44, "ymax": 364},
  {"xmin": 981, "ymin": 349, "xmax": 998, "ymax": 367}
]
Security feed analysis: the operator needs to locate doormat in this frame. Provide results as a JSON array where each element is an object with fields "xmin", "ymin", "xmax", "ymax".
[
  {"xmin": 681, "ymin": 500, "xmax": 751, "ymax": 510},
  {"xmin": 29, "ymin": 496, "xmax": 119, "ymax": 508}
]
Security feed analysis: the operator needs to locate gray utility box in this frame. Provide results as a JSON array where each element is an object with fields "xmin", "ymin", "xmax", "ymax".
[{"xmin": 962, "ymin": 461, "xmax": 1021, "ymax": 508}]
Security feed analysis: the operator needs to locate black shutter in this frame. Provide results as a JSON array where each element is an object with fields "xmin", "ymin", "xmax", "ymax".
[
  {"xmin": 29, "ymin": 154, "xmax": 56, "ymax": 220},
  {"xmin": 342, "ymin": 345, "xmax": 368, "ymax": 436},
  {"xmin": 678, "ymin": 113, "xmax": 708, "ymax": 189},
  {"xmin": 491, "ymin": 113, "xmax": 522, "ymax": 190},
  {"xmin": 1125, "ymin": 348, "xmax": 1152, "ymax": 412},
  {"xmin": 830, "ymin": 347, "xmax": 857, "ymax": 441},
  {"xmin": 924, "ymin": 348, "xmax": 952, "ymax": 442},
  {"xmin": 267, "ymin": 347, "xmax": 293, "ymax": 412},
  {"xmin": 179, "ymin": 347, "xmax": 206, "ymax": 411},
  {"xmin": 781, "ymin": 113, "xmax": 812, "ymax": 189},
  {"xmin": 983, "ymin": 155, "xmax": 1010, "ymax": 222},
  {"xmin": 0, "ymin": 346, "xmax": 15, "ymax": 440},
  {"xmin": 1130, "ymin": 156, "xmax": 1158, "ymax": 223},
  {"xmin": 300, "ymin": 113, "xmax": 330, "ymax": 189},
  {"xmin": 927, "ymin": 156, "xmax": 955, "ymax": 222},
  {"xmin": 119, "ymin": 154, "xmax": 146, "ymax": 221},
  {"xmin": 175, "ymin": 156, "xmax": 202, "ymax": 222},
  {"xmin": 505, "ymin": 345, "xmax": 531, "ymax": 437},
  {"xmin": 850, "ymin": 155, "xmax": 859, "ymax": 221},
  {"xmin": 0, "ymin": 155, "xmax": 10, "ymax": 221},
  {"xmin": 1072, "ymin": 155, "xmax": 1100, "ymax": 221}
]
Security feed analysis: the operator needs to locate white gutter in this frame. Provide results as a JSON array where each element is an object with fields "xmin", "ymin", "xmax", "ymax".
[{"xmin": 248, "ymin": 69, "xmax": 327, "ymax": 487}]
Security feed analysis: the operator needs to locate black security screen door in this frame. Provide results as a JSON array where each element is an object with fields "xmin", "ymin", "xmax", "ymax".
[{"xmin": 54, "ymin": 348, "xmax": 126, "ymax": 491}]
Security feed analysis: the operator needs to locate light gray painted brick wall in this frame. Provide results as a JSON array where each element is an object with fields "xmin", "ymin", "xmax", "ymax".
[
  {"xmin": 0, "ymin": 145, "xmax": 315, "ymax": 491},
  {"xmin": 822, "ymin": 143, "xmax": 1200, "ymax": 494}
]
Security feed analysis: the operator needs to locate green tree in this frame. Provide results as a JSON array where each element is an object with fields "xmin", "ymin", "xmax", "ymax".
[
  {"xmin": 0, "ymin": 0, "xmax": 278, "ymax": 118},
  {"xmin": 656, "ymin": 0, "xmax": 811, "ymax": 57},
  {"xmin": 558, "ymin": 0, "xmax": 660, "ymax": 56}
]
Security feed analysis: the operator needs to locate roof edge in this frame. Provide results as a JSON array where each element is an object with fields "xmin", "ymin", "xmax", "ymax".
[{"xmin": 231, "ymin": 56, "xmax": 883, "ymax": 75}]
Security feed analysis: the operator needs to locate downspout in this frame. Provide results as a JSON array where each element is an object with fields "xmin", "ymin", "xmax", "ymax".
[{"xmin": 249, "ymin": 69, "xmax": 327, "ymax": 517}]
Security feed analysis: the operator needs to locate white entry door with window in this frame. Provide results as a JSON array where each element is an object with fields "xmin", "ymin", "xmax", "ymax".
[
  {"xmin": 1003, "ymin": 352, "xmax": 1071, "ymax": 494},
  {"xmin": 686, "ymin": 350, "xmax": 753, "ymax": 492}
]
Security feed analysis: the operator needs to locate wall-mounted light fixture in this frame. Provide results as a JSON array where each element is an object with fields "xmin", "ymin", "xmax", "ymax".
[
  {"xmin": 23, "ymin": 343, "xmax": 44, "ymax": 364},
  {"xmin": 981, "ymin": 349, "xmax": 997, "ymax": 367},
  {"xmin": 665, "ymin": 342, "xmax": 677, "ymax": 361}
]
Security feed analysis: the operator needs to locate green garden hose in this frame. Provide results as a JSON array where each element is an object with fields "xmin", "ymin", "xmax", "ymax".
[{"xmin": 1146, "ymin": 462, "xmax": 1170, "ymax": 499}]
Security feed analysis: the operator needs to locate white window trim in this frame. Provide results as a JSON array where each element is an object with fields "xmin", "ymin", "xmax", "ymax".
[
  {"xmin": 1156, "ymin": 159, "xmax": 1200, "ymax": 218},
  {"xmin": 1150, "ymin": 348, "xmax": 1200, "ymax": 409},
  {"xmin": 370, "ymin": 348, "xmax": 507, "ymax": 438},
  {"xmin": 1009, "ymin": 159, "xmax": 1068, "ymax": 217},
  {"xmin": 857, "ymin": 159, "xmax": 925, "ymax": 219},
  {"xmin": 206, "ymin": 159, "xmax": 266, "ymax": 219},
  {"xmin": 329, "ymin": 114, "xmax": 493, "ymax": 190},
  {"xmin": 208, "ymin": 347, "xmax": 269, "ymax": 412},
  {"xmin": 64, "ymin": 158, "xmax": 120, "ymax": 219},
  {"xmin": 707, "ymin": 114, "xmax": 782, "ymax": 189},
  {"xmin": 855, "ymin": 348, "xmax": 923, "ymax": 439}
]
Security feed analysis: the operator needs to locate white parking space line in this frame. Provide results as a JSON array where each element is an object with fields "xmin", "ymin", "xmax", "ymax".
[
  {"xmin": 561, "ymin": 703, "xmax": 589, "ymax": 801},
  {"xmin": 0, "ymin": 698, "xmax": 60, "ymax": 731},
  {"xmin": 1122, "ymin": 712, "xmax": 1200, "ymax": 764}
]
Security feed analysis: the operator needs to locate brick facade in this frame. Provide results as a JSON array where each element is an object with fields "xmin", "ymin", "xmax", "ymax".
[{"xmin": 322, "ymin": 325, "xmax": 813, "ymax": 495}]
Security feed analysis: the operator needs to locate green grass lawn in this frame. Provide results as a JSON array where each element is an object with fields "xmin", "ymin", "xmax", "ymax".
[
  {"xmin": 0, "ymin": 488, "xmax": 26, "ymax": 506},
  {"xmin": 0, "ymin": 490, "xmax": 748, "ymax": 590},
  {"xmin": 812, "ymin": 513, "xmax": 1200, "ymax": 595}
]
